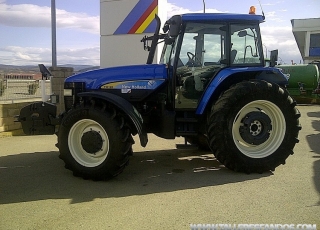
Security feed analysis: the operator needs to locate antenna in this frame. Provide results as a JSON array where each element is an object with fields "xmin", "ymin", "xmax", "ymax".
[
  {"xmin": 203, "ymin": 0, "xmax": 206, "ymax": 13},
  {"xmin": 258, "ymin": 0, "xmax": 265, "ymax": 19}
]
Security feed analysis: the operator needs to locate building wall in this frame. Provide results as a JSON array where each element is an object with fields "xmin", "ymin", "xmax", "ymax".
[
  {"xmin": 0, "ymin": 102, "xmax": 35, "ymax": 132},
  {"xmin": 3, "ymin": 73, "xmax": 42, "ymax": 80},
  {"xmin": 291, "ymin": 18, "xmax": 320, "ymax": 63},
  {"xmin": 100, "ymin": 0, "xmax": 167, "ymax": 68}
]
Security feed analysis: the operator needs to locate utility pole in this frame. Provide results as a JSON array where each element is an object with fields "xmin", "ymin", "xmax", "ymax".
[{"xmin": 51, "ymin": 0, "xmax": 57, "ymax": 67}]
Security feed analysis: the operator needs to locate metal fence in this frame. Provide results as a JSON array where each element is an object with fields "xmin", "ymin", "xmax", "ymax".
[{"xmin": 0, "ymin": 79, "xmax": 52, "ymax": 104}]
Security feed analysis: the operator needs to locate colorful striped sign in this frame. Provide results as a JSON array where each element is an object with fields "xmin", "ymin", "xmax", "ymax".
[{"xmin": 114, "ymin": 0, "xmax": 158, "ymax": 35}]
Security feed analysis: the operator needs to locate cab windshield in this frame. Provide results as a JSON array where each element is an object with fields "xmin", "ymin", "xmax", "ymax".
[
  {"xmin": 160, "ymin": 22, "xmax": 263, "ymax": 67},
  {"xmin": 230, "ymin": 23, "xmax": 262, "ymax": 65}
]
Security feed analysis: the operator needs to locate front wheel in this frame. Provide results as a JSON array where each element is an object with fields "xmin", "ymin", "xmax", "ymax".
[
  {"xmin": 57, "ymin": 101, "xmax": 134, "ymax": 180},
  {"xmin": 207, "ymin": 80, "xmax": 301, "ymax": 173}
]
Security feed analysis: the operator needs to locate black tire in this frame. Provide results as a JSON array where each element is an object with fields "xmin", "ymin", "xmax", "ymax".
[
  {"xmin": 57, "ymin": 100, "xmax": 134, "ymax": 180},
  {"xmin": 207, "ymin": 80, "xmax": 301, "ymax": 173},
  {"xmin": 186, "ymin": 134, "xmax": 210, "ymax": 150}
]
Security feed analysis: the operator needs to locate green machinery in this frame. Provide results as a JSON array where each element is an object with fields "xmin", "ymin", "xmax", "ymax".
[{"xmin": 278, "ymin": 63, "xmax": 320, "ymax": 103}]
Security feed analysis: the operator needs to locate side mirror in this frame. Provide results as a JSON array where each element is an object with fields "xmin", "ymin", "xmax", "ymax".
[
  {"xmin": 168, "ymin": 15, "xmax": 182, "ymax": 37},
  {"xmin": 238, "ymin": 30, "xmax": 247, "ymax": 37},
  {"xmin": 270, "ymin": 49, "xmax": 278, "ymax": 67}
]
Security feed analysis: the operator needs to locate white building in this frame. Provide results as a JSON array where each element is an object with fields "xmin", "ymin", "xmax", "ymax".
[
  {"xmin": 291, "ymin": 18, "xmax": 320, "ymax": 64},
  {"xmin": 100, "ymin": 0, "xmax": 167, "ymax": 68}
]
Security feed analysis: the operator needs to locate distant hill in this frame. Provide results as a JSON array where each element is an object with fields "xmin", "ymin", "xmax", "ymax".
[
  {"xmin": 0, "ymin": 64, "xmax": 39, "ymax": 73},
  {"xmin": 58, "ymin": 64, "xmax": 100, "ymax": 72},
  {"xmin": 0, "ymin": 64, "xmax": 100, "ymax": 74}
]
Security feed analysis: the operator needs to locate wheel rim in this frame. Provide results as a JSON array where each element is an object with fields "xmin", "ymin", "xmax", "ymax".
[
  {"xmin": 68, "ymin": 119, "xmax": 109, "ymax": 167},
  {"xmin": 232, "ymin": 100, "xmax": 286, "ymax": 158}
]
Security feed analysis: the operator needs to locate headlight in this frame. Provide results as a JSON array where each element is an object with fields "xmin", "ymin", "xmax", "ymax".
[
  {"xmin": 63, "ymin": 88, "xmax": 73, "ymax": 96},
  {"xmin": 63, "ymin": 82, "xmax": 85, "ymax": 111}
]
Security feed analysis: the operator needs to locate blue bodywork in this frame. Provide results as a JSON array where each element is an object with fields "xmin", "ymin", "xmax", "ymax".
[{"xmin": 65, "ymin": 64, "xmax": 168, "ymax": 90}]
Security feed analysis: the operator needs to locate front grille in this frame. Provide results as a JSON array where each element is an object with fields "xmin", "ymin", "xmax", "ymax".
[{"xmin": 64, "ymin": 82, "xmax": 85, "ymax": 110}]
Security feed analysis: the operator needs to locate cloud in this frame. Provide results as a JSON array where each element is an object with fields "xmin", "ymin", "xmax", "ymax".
[
  {"xmin": 0, "ymin": 46, "xmax": 100, "ymax": 66},
  {"xmin": 260, "ymin": 26, "xmax": 302, "ymax": 64},
  {"xmin": 1, "ymin": 46, "xmax": 50, "ymax": 64},
  {"xmin": 262, "ymin": 1, "xmax": 284, "ymax": 6},
  {"xmin": 264, "ymin": 11, "xmax": 285, "ymax": 23},
  {"xmin": 0, "ymin": 2, "xmax": 99, "ymax": 34},
  {"xmin": 58, "ymin": 47, "xmax": 100, "ymax": 65},
  {"xmin": 167, "ymin": 3, "xmax": 225, "ymax": 18}
]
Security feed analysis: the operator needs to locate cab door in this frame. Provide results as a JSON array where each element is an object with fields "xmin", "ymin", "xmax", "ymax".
[{"xmin": 174, "ymin": 22, "xmax": 226, "ymax": 109}]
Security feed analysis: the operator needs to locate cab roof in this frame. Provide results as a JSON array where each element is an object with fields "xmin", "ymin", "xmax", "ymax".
[{"xmin": 181, "ymin": 13, "xmax": 265, "ymax": 23}]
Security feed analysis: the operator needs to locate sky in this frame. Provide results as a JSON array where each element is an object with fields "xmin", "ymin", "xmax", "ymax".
[{"xmin": 0, "ymin": 0, "xmax": 319, "ymax": 66}]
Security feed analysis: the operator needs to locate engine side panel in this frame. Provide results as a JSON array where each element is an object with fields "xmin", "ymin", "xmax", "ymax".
[
  {"xmin": 65, "ymin": 64, "xmax": 168, "ymax": 90},
  {"xmin": 99, "ymin": 79, "xmax": 166, "ymax": 102}
]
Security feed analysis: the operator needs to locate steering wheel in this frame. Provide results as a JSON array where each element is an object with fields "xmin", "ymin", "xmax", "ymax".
[{"xmin": 187, "ymin": 52, "xmax": 202, "ymax": 67}]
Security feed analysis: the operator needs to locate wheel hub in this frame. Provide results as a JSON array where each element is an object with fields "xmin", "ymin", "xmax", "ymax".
[
  {"xmin": 81, "ymin": 130, "xmax": 103, "ymax": 154},
  {"xmin": 239, "ymin": 111, "xmax": 272, "ymax": 145}
]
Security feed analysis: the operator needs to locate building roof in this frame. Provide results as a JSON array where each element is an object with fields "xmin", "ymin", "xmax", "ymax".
[{"xmin": 291, "ymin": 18, "xmax": 320, "ymax": 60}]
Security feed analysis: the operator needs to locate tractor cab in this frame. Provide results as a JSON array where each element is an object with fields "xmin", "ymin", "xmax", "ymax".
[{"xmin": 155, "ymin": 13, "xmax": 265, "ymax": 109}]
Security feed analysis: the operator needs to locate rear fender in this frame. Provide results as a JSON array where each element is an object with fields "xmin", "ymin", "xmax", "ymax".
[
  {"xmin": 78, "ymin": 91, "xmax": 148, "ymax": 147},
  {"xmin": 196, "ymin": 67, "xmax": 288, "ymax": 115}
]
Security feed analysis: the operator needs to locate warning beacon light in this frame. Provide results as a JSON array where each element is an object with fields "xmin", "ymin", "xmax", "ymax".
[{"xmin": 249, "ymin": 6, "xmax": 256, "ymax": 14}]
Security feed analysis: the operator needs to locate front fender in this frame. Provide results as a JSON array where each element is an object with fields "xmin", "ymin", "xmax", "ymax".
[
  {"xmin": 196, "ymin": 67, "xmax": 288, "ymax": 115},
  {"xmin": 78, "ymin": 91, "xmax": 148, "ymax": 147}
]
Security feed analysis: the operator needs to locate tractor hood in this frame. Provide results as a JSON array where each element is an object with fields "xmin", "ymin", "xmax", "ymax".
[{"xmin": 65, "ymin": 64, "xmax": 168, "ymax": 90}]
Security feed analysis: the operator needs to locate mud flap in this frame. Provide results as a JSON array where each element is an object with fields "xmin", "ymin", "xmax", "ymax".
[{"xmin": 17, "ymin": 102, "xmax": 57, "ymax": 135}]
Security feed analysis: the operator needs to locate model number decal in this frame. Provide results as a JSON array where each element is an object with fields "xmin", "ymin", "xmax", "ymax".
[{"xmin": 101, "ymin": 80, "xmax": 164, "ymax": 91}]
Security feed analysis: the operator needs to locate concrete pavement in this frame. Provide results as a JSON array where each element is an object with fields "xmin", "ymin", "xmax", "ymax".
[{"xmin": 0, "ymin": 105, "xmax": 319, "ymax": 229}]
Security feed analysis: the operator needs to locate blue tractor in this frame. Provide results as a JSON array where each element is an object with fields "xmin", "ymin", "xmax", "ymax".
[{"xmin": 18, "ymin": 12, "xmax": 301, "ymax": 180}]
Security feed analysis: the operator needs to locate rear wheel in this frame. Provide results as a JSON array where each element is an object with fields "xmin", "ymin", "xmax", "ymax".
[
  {"xmin": 58, "ymin": 100, "xmax": 133, "ymax": 180},
  {"xmin": 207, "ymin": 80, "xmax": 301, "ymax": 173}
]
